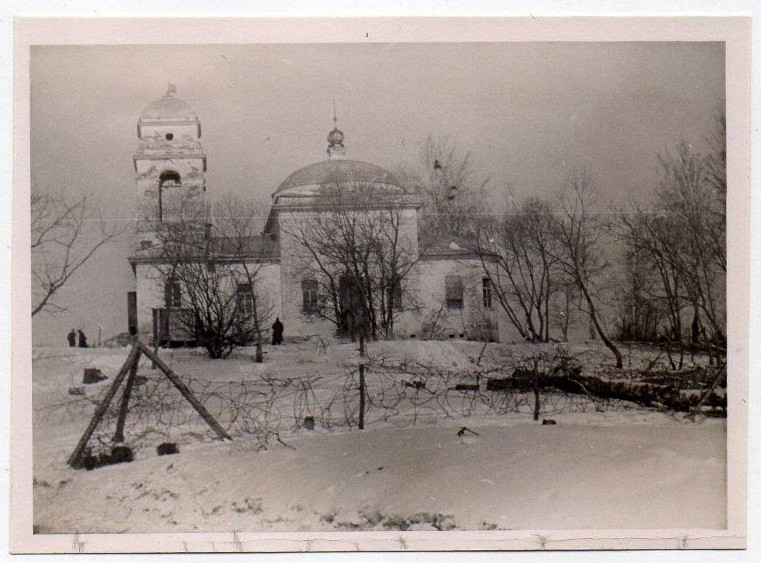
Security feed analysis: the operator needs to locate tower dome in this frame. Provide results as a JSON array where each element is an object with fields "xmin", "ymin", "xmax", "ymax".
[
  {"xmin": 327, "ymin": 127, "xmax": 344, "ymax": 147},
  {"xmin": 139, "ymin": 84, "xmax": 198, "ymax": 122},
  {"xmin": 326, "ymin": 103, "xmax": 347, "ymax": 158}
]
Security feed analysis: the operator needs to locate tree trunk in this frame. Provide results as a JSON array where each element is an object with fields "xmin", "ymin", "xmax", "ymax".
[
  {"xmin": 529, "ymin": 371, "xmax": 726, "ymax": 413},
  {"xmin": 580, "ymin": 282, "xmax": 623, "ymax": 369}
]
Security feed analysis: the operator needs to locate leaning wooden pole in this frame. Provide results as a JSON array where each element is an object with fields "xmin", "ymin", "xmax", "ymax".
[
  {"xmin": 137, "ymin": 341, "xmax": 232, "ymax": 441},
  {"xmin": 358, "ymin": 363, "xmax": 366, "ymax": 430},
  {"xmin": 67, "ymin": 343, "xmax": 142, "ymax": 468},
  {"xmin": 112, "ymin": 356, "xmax": 139, "ymax": 443}
]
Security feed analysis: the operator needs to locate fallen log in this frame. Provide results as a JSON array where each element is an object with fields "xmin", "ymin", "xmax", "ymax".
[{"xmin": 486, "ymin": 367, "xmax": 726, "ymax": 413}]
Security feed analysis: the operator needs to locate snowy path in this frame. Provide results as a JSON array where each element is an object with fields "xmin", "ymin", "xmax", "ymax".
[{"xmin": 34, "ymin": 420, "xmax": 726, "ymax": 533}]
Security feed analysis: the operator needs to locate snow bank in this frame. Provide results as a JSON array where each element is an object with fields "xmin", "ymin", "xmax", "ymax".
[
  {"xmin": 32, "ymin": 342, "xmax": 726, "ymax": 534},
  {"xmin": 34, "ymin": 420, "xmax": 725, "ymax": 533}
]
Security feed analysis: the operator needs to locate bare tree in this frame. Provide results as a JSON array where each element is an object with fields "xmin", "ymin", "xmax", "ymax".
[
  {"xmin": 150, "ymin": 198, "xmax": 274, "ymax": 359},
  {"xmin": 213, "ymin": 196, "xmax": 276, "ymax": 361},
  {"xmin": 616, "ymin": 204, "xmax": 685, "ymax": 341},
  {"xmin": 703, "ymin": 111, "xmax": 727, "ymax": 257},
  {"xmin": 31, "ymin": 188, "xmax": 127, "ymax": 316},
  {"xmin": 548, "ymin": 172, "xmax": 624, "ymax": 368},
  {"xmin": 281, "ymin": 181, "xmax": 420, "ymax": 341},
  {"xmin": 656, "ymin": 142, "xmax": 726, "ymax": 345},
  {"xmin": 473, "ymin": 197, "xmax": 556, "ymax": 342},
  {"xmin": 613, "ymin": 243, "xmax": 664, "ymax": 342},
  {"xmin": 616, "ymin": 131, "xmax": 726, "ymax": 353},
  {"xmin": 407, "ymin": 135, "xmax": 490, "ymax": 238}
]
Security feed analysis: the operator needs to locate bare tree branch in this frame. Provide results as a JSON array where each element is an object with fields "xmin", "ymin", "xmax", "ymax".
[{"xmin": 31, "ymin": 188, "xmax": 129, "ymax": 316}]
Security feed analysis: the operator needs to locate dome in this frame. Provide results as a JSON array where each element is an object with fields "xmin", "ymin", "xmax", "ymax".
[
  {"xmin": 139, "ymin": 86, "xmax": 198, "ymax": 121},
  {"xmin": 327, "ymin": 127, "xmax": 344, "ymax": 146},
  {"xmin": 275, "ymin": 159, "xmax": 403, "ymax": 196}
]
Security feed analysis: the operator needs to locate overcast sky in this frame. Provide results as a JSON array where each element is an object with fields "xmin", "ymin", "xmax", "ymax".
[{"xmin": 30, "ymin": 41, "xmax": 725, "ymax": 345}]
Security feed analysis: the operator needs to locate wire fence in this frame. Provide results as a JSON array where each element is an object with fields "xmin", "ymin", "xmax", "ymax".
[{"xmin": 50, "ymin": 351, "xmax": 632, "ymax": 461}]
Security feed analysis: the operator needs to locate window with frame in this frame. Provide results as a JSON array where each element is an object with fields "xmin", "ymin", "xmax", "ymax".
[
  {"xmin": 389, "ymin": 281, "xmax": 403, "ymax": 311},
  {"xmin": 236, "ymin": 283, "xmax": 254, "ymax": 316},
  {"xmin": 302, "ymin": 279, "xmax": 319, "ymax": 314},
  {"xmin": 445, "ymin": 275, "xmax": 464, "ymax": 310},
  {"xmin": 482, "ymin": 277, "xmax": 493, "ymax": 309},
  {"xmin": 164, "ymin": 279, "xmax": 182, "ymax": 308}
]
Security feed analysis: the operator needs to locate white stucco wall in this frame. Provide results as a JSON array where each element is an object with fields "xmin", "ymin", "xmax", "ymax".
[
  {"xmin": 138, "ymin": 122, "xmax": 199, "ymax": 142},
  {"xmin": 276, "ymin": 205, "xmax": 421, "ymax": 340},
  {"xmin": 415, "ymin": 257, "xmax": 508, "ymax": 341},
  {"xmin": 134, "ymin": 263, "xmax": 164, "ymax": 337},
  {"xmin": 133, "ymin": 260, "xmax": 282, "ymax": 341}
]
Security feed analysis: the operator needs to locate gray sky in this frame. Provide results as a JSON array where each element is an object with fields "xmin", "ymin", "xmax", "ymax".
[{"xmin": 30, "ymin": 42, "xmax": 725, "ymax": 345}]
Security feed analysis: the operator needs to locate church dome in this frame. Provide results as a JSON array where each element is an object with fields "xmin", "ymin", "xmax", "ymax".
[
  {"xmin": 139, "ymin": 85, "xmax": 198, "ymax": 121},
  {"xmin": 327, "ymin": 127, "xmax": 344, "ymax": 146},
  {"xmin": 275, "ymin": 158, "xmax": 403, "ymax": 198}
]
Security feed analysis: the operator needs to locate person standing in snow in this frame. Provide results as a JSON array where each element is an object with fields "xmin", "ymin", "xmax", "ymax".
[
  {"xmin": 272, "ymin": 317, "xmax": 284, "ymax": 345},
  {"xmin": 77, "ymin": 329, "xmax": 88, "ymax": 348},
  {"xmin": 67, "ymin": 328, "xmax": 76, "ymax": 347}
]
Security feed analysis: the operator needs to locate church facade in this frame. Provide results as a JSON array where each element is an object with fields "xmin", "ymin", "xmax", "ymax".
[{"xmin": 128, "ymin": 88, "xmax": 512, "ymax": 345}]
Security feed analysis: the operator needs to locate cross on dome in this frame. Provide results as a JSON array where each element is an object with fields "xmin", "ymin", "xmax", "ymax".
[{"xmin": 327, "ymin": 99, "xmax": 346, "ymax": 158}]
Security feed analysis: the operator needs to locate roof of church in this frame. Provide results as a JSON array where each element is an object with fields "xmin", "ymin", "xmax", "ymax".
[
  {"xmin": 419, "ymin": 233, "xmax": 478, "ymax": 259},
  {"xmin": 129, "ymin": 233, "xmax": 279, "ymax": 263},
  {"xmin": 139, "ymin": 87, "xmax": 198, "ymax": 121},
  {"xmin": 275, "ymin": 158, "xmax": 403, "ymax": 195},
  {"xmin": 209, "ymin": 235, "xmax": 279, "ymax": 259}
]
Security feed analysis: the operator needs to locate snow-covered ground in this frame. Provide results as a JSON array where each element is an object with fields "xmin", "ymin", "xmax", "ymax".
[{"xmin": 32, "ymin": 340, "xmax": 726, "ymax": 533}]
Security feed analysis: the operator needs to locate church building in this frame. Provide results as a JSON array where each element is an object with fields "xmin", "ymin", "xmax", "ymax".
[{"xmin": 128, "ymin": 87, "xmax": 511, "ymax": 346}]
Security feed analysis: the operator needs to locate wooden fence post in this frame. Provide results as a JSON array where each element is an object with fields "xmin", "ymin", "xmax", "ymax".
[
  {"xmin": 113, "ymin": 357, "xmax": 139, "ymax": 443},
  {"xmin": 533, "ymin": 359, "xmax": 541, "ymax": 422},
  {"xmin": 137, "ymin": 341, "xmax": 232, "ymax": 441},
  {"xmin": 358, "ymin": 363, "xmax": 366, "ymax": 430},
  {"xmin": 67, "ymin": 343, "xmax": 141, "ymax": 468}
]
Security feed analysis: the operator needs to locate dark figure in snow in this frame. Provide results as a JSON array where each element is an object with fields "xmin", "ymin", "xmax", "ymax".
[
  {"xmin": 77, "ymin": 329, "xmax": 88, "ymax": 348},
  {"xmin": 272, "ymin": 317, "xmax": 284, "ymax": 345},
  {"xmin": 67, "ymin": 328, "xmax": 76, "ymax": 347},
  {"xmin": 691, "ymin": 312, "xmax": 701, "ymax": 346}
]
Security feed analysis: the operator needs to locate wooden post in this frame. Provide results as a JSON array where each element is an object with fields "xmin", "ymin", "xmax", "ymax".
[
  {"xmin": 112, "ymin": 357, "xmax": 139, "ymax": 443},
  {"xmin": 151, "ymin": 333, "xmax": 160, "ymax": 370},
  {"xmin": 358, "ymin": 363, "xmax": 366, "ymax": 430},
  {"xmin": 67, "ymin": 343, "xmax": 141, "ymax": 468},
  {"xmin": 137, "ymin": 341, "xmax": 232, "ymax": 441},
  {"xmin": 533, "ymin": 359, "xmax": 541, "ymax": 422}
]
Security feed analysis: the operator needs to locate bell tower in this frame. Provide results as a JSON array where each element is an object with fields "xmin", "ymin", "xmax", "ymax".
[{"xmin": 133, "ymin": 84, "xmax": 207, "ymax": 238}]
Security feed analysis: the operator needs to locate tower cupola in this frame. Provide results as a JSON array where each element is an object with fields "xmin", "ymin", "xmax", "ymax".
[
  {"xmin": 133, "ymin": 84, "xmax": 207, "ymax": 227},
  {"xmin": 326, "ymin": 101, "xmax": 346, "ymax": 159}
]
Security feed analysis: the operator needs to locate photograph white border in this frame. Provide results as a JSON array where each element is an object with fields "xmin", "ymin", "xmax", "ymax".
[{"xmin": 9, "ymin": 15, "xmax": 751, "ymax": 555}]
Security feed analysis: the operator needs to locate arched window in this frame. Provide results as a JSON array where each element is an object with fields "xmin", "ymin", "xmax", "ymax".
[
  {"xmin": 159, "ymin": 170, "xmax": 181, "ymax": 188},
  {"xmin": 387, "ymin": 280, "xmax": 402, "ymax": 311},
  {"xmin": 482, "ymin": 277, "xmax": 493, "ymax": 309},
  {"xmin": 236, "ymin": 283, "xmax": 255, "ymax": 316},
  {"xmin": 158, "ymin": 171, "xmax": 182, "ymax": 221},
  {"xmin": 445, "ymin": 275, "xmax": 464, "ymax": 310},
  {"xmin": 165, "ymin": 279, "xmax": 181, "ymax": 308},
  {"xmin": 302, "ymin": 279, "xmax": 318, "ymax": 314}
]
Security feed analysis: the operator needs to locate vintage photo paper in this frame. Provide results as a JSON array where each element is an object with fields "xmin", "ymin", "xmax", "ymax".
[{"xmin": 11, "ymin": 16, "xmax": 750, "ymax": 553}]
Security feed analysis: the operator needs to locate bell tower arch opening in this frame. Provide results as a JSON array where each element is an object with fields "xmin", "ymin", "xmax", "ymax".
[
  {"xmin": 159, "ymin": 170, "xmax": 181, "ymax": 187},
  {"xmin": 133, "ymin": 84, "xmax": 207, "ymax": 227}
]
